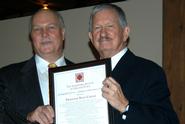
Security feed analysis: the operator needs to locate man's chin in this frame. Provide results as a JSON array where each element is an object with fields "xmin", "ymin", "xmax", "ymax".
[
  {"xmin": 99, "ymin": 50, "xmax": 113, "ymax": 58},
  {"xmin": 40, "ymin": 48, "xmax": 54, "ymax": 54}
]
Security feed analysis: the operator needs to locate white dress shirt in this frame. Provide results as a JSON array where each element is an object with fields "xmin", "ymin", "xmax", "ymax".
[
  {"xmin": 35, "ymin": 54, "xmax": 66, "ymax": 105},
  {"xmin": 111, "ymin": 47, "xmax": 128, "ymax": 71}
]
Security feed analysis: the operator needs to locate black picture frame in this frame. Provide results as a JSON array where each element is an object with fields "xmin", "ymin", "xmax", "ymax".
[{"xmin": 49, "ymin": 58, "xmax": 113, "ymax": 124}]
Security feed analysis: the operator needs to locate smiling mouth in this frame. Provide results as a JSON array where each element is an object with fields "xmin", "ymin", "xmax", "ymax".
[
  {"xmin": 41, "ymin": 41, "xmax": 52, "ymax": 45},
  {"xmin": 99, "ymin": 37, "xmax": 112, "ymax": 42},
  {"xmin": 99, "ymin": 39, "xmax": 111, "ymax": 44}
]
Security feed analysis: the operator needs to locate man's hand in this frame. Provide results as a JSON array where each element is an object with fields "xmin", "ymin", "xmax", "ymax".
[
  {"xmin": 102, "ymin": 77, "xmax": 129, "ymax": 113},
  {"xmin": 27, "ymin": 105, "xmax": 54, "ymax": 124}
]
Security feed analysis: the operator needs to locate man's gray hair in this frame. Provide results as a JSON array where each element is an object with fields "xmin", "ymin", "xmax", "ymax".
[{"xmin": 89, "ymin": 3, "xmax": 128, "ymax": 32}]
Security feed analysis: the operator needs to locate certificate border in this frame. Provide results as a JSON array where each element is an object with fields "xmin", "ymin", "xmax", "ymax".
[{"xmin": 49, "ymin": 58, "xmax": 113, "ymax": 124}]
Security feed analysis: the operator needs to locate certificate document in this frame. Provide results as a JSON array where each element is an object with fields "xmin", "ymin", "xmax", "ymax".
[{"xmin": 49, "ymin": 59, "xmax": 112, "ymax": 124}]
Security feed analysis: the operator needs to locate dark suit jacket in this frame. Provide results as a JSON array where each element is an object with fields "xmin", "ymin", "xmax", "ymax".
[
  {"xmin": 0, "ymin": 56, "xmax": 73, "ymax": 124},
  {"xmin": 110, "ymin": 49, "xmax": 179, "ymax": 124}
]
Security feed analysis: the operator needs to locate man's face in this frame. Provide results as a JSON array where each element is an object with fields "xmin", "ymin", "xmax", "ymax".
[
  {"xmin": 89, "ymin": 9, "xmax": 129, "ymax": 58},
  {"xmin": 31, "ymin": 10, "xmax": 64, "ymax": 58}
]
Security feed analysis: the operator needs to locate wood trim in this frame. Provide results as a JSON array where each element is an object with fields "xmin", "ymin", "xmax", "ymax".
[{"xmin": 163, "ymin": 0, "xmax": 185, "ymax": 123}]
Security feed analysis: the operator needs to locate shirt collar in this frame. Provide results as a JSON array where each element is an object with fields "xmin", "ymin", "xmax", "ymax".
[
  {"xmin": 111, "ymin": 47, "xmax": 128, "ymax": 70},
  {"xmin": 35, "ymin": 54, "xmax": 66, "ymax": 73}
]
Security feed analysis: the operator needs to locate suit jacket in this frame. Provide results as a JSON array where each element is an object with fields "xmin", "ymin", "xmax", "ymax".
[
  {"xmin": 110, "ymin": 49, "xmax": 179, "ymax": 124},
  {"xmin": 0, "ymin": 56, "xmax": 73, "ymax": 124}
]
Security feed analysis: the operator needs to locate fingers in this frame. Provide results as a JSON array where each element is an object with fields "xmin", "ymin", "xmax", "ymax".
[
  {"xmin": 102, "ymin": 77, "xmax": 120, "ymax": 92},
  {"xmin": 45, "ymin": 105, "xmax": 54, "ymax": 120},
  {"xmin": 39, "ymin": 105, "xmax": 54, "ymax": 124},
  {"xmin": 102, "ymin": 77, "xmax": 129, "ymax": 112},
  {"xmin": 27, "ymin": 105, "xmax": 54, "ymax": 124},
  {"xmin": 102, "ymin": 77, "xmax": 118, "ymax": 101}
]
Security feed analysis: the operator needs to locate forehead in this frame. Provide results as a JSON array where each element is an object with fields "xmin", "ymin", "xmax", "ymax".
[
  {"xmin": 93, "ymin": 8, "xmax": 119, "ymax": 22},
  {"xmin": 32, "ymin": 10, "xmax": 59, "ymax": 24}
]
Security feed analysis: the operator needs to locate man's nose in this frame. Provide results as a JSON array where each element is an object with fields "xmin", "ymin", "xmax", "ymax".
[
  {"xmin": 100, "ymin": 27, "xmax": 107, "ymax": 37},
  {"xmin": 42, "ymin": 28, "xmax": 49, "ymax": 37}
]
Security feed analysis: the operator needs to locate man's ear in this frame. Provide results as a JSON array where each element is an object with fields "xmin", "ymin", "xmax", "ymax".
[
  {"xmin": 62, "ymin": 29, "xmax": 65, "ymax": 40},
  {"xmin": 88, "ymin": 32, "xmax": 93, "ymax": 42},
  {"xmin": 123, "ymin": 26, "xmax": 130, "ymax": 41}
]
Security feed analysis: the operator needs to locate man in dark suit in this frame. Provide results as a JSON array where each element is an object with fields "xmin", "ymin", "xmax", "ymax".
[
  {"xmin": 88, "ymin": 3, "xmax": 179, "ymax": 124},
  {"xmin": 0, "ymin": 9, "xmax": 73, "ymax": 124}
]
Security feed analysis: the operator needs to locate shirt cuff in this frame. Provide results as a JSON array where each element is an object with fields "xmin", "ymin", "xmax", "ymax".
[{"xmin": 121, "ymin": 104, "xmax": 129, "ymax": 120}]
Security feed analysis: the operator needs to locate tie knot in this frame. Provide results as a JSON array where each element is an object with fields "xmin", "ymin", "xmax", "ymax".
[{"xmin": 48, "ymin": 63, "xmax": 57, "ymax": 68}]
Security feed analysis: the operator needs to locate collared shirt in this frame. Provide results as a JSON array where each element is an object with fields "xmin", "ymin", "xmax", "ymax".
[
  {"xmin": 35, "ymin": 54, "xmax": 66, "ymax": 105},
  {"xmin": 111, "ymin": 47, "xmax": 128, "ymax": 71}
]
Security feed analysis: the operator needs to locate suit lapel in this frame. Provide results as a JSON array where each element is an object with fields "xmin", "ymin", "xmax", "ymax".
[
  {"xmin": 112, "ymin": 49, "xmax": 135, "ymax": 77},
  {"xmin": 64, "ymin": 58, "xmax": 73, "ymax": 65},
  {"xmin": 111, "ymin": 50, "xmax": 136, "ymax": 94},
  {"xmin": 20, "ymin": 57, "xmax": 43, "ymax": 105},
  {"xmin": 19, "ymin": 57, "xmax": 73, "ymax": 106}
]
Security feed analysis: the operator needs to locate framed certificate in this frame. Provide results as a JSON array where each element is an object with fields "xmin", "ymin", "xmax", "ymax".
[{"xmin": 49, "ymin": 59, "xmax": 113, "ymax": 124}]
